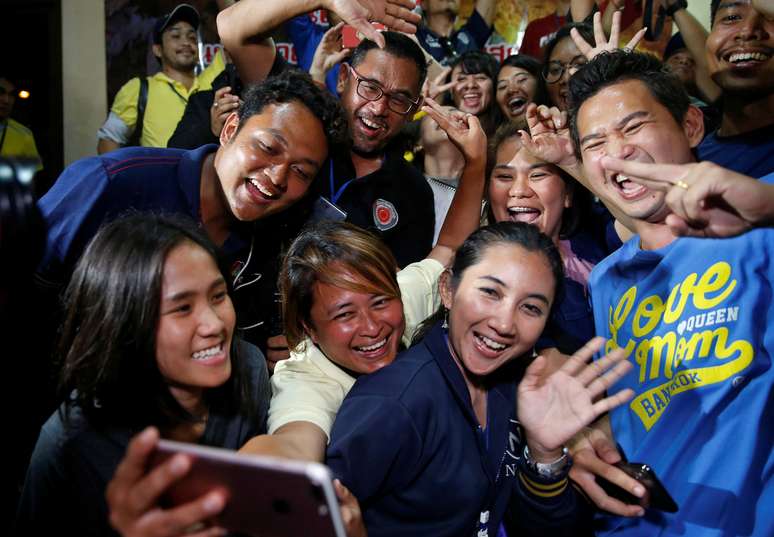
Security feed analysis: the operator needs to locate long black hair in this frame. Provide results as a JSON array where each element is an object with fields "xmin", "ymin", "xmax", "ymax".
[{"xmin": 57, "ymin": 213, "xmax": 256, "ymax": 430}]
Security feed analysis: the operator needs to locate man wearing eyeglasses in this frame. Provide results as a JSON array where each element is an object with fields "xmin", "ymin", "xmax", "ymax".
[
  {"xmin": 219, "ymin": 0, "xmax": 434, "ymax": 268},
  {"xmin": 324, "ymin": 32, "xmax": 435, "ymax": 267}
]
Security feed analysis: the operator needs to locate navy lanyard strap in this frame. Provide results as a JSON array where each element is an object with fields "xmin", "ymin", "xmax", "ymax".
[{"xmin": 329, "ymin": 158, "xmax": 355, "ymax": 204}]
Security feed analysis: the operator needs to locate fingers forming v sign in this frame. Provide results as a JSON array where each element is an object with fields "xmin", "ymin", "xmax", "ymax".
[
  {"xmin": 517, "ymin": 337, "xmax": 634, "ymax": 453},
  {"xmin": 571, "ymin": 11, "xmax": 647, "ymax": 60},
  {"xmin": 421, "ymin": 66, "xmax": 455, "ymax": 101}
]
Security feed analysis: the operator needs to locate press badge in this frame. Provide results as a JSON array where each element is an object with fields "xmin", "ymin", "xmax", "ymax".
[{"xmin": 308, "ymin": 195, "xmax": 347, "ymax": 223}]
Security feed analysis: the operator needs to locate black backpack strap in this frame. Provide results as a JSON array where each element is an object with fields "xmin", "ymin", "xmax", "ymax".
[{"xmin": 128, "ymin": 77, "xmax": 148, "ymax": 146}]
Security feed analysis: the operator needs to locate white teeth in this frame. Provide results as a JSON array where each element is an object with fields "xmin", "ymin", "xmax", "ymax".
[
  {"xmin": 356, "ymin": 338, "xmax": 387, "ymax": 352},
  {"xmin": 508, "ymin": 206, "xmax": 539, "ymax": 213},
  {"xmin": 479, "ymin": 335, "xmax": 506, "ymax": 351},
  {"xmin": 249, "ymin": 178, "xmax": 276, "ymax": 198},
  {"xmin": 616, "ymin": 174, "xmax": 630, "ymax": 184},
  {"xmin": 508, "ymin": 97, "xmax": 525, "ymax": 108},
  {"xmin": 192, "ymin": 344, "xmax": 222, "ymax": 360},
  {"xmin": 728, "ymin": 52, "xmax": 769, "ymax": 63},
  {"xmin": 361, "ymin": 117, "xmax": 381, "ymax": 129}
]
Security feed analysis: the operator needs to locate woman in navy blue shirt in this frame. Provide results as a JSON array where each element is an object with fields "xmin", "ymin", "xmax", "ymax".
[{"xmin": 327, "ymin": 222, "xmax": 634, "ymax": 537}]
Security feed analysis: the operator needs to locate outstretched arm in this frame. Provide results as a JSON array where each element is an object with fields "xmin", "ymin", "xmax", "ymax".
[
  {"xmin": 601, "ymin": 157, "xmax": 774, "ymax": 237},
  {"xmin": 422, "ymin": 99, "xmax": 487, "ymax": 266},
  {"xmin": 571, "ymin": 0, "xmax": 597, "ymax": 22},
  {"xmin": 217, "ymin": 0, "xmax": 421, "ymax": 85},
  {"xmin": 309, "ymin": 22, "xmax": 352, "ymax": 84},
  {"xmin": 666, "ymin": 1, "xmax": 721, "ymax": 103},
  {"xmin": 474, "ymin": 0, "xmax": 497, "ymax": 27}
]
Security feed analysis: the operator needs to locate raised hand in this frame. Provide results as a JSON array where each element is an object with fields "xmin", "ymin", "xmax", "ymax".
[
  {"xmin": 572, "ymin": 11, "xmax": 647, "ymax": 60},
  {"xmin": 421, "ymin": 66, "xmax": 455, "ymax": 101},
  {"xmin": 517, "ymin": 337, "xmax": 634, "ymax": 456},
  {"xmin": 421, "ymin": 97, "xmax": 486, "ymax": 163},
  {"xmin": 519, "ymin": 103, "xmax": 577, "ymax": 168},
  {"xmin": 601, "ymin": 157, "xmax": 774, "ymax": 238},
  {"xmin": 210, "ymin": 86, "xmax": 241, "ymax": 138},
  {"xmin": 310, "ymin": 22, "xmax": 352, "ymax": 83},
  {"xmin": 568, "ymin": 422, "xmax": 646, "ymax": 517},
  {"xmin": 106, "ymin": 428, "xmax": 226, "ymax": 537},
  {"xmin": 327, "ymin": 0, "xmax": 421, "ymax": 47}
]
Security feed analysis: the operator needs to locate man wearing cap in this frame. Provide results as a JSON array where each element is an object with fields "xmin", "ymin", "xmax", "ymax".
[{"xmin": 97, "ymin": 4, "xmax": 220, "ymax": 153}]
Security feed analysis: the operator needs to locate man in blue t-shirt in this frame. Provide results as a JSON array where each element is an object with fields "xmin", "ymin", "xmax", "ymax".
[
  {"xmin": 559, "ymin": 50, "xmax": 774, "ymax": 536},
  {"xmin": 697, "ymin": 0, "xmax": 774, "ymax": 177},
  {"xmin": 39, "ymin": 71, "xmax": 346, "ymax": 353}
]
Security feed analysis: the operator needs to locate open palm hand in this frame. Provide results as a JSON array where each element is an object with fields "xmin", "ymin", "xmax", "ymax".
[{"xmin": 517, "ymin": 337, "xmax": 633, "ymax": 453}]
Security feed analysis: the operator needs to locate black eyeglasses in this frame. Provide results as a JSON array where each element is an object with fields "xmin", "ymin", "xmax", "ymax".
[
  {"xmin": 347, "ymin": 65, "xmax": 420, "ymax": 115},
  {"xmin": 543, "ymin": 56, "xmax": 588, "ymax": 84}
]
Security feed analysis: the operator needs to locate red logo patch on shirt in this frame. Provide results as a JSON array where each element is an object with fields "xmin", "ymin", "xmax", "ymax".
[{"xmin": 373, "ymin": 198, "xmax": 399, "ymax": 231}]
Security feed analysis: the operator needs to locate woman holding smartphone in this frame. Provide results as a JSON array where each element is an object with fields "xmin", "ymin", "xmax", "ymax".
[{"xmin": 15, "ymin": 214, "xmax": 270, "ymax": 536}]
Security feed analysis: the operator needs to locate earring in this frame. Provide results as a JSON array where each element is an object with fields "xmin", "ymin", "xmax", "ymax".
[{"xmin": 442, "ymin": 307, "xmax": 449, "ymax": 330}]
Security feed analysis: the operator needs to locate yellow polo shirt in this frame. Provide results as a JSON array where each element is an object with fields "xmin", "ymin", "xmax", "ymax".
[
  {"xmin": 0, "ymin": 118, "xmax": 42, "ymax": 171},
  {"xmin": 110, "ymin": 69, "xmax": 214, "ymax": 148}
]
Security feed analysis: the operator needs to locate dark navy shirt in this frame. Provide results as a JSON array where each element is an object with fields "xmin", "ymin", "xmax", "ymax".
[
  {"xmin": 697, "ymin": 123, "xmax": 774, "ymax": 179},
  {"xmin": 327, "ymin": 323, "xmax": 590, "ymax": 537},
  {"xmin": 416, "ymin": 10, "xmax": 492, "ymax": 66}
]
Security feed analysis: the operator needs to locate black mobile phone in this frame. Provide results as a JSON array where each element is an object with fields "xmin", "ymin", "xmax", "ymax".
[{"xmin": 596, "ymin": 460, "xmax": 679, "ymax": 513}]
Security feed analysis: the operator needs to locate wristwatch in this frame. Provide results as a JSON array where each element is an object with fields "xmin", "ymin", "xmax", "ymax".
[
  {"xmin": 666, "ymin": 0, "xmax": 688, "ymax": 17},
  {"xmin": 523, "ymin": 445, "xmax": 572, "ymax": 480}
]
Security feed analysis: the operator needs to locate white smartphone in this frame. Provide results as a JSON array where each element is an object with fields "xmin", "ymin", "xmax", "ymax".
[{"xmin": 150, "ymin": 439, "xmax": 347, "ymax": 537}]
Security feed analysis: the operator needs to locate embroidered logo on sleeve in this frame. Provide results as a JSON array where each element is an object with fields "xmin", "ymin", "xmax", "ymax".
[{"xmin": 373, "ymin": 199, "xmax": 399, "ymax": 231}]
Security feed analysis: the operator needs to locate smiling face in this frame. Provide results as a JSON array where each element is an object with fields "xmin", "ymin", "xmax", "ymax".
[
  {"xmin": 154, "ymin": 21, "xmax": 199, "ymax": 72},
  {"xmin": 576, "ymin": 79, "xmax": 703, "ymax": 224},
  {"xmin": 306, "ymin": 265, "xmax": 406, "ymax": 375},
  {"xmin": 441, "ymin": 243, "xmax": 554, "ymax": 378},
  {"xmin": 451, "ymin": 65, "xmax": 494, "ymax": 116},
  {"xmin": 496, "ymin": 66, "xmax": 538, "ymax": 123},
  {"xmin": 213, "ymin": 101, "xmax": 328, "ymax": 222},
  {"xmin": 546, "ymin": 36, "xmax": 586, "ymax": 110},
  {"xmin": 338, "ymin": 49, "xmax": 421, "ymax": 156},
  {"xmin": 707, "ymin": 0, "xmax": 774, "ymax": 97},
  {"xmin": 665, "ymin": 50, "xmax": 697, "ymax": 85},
  {"xmin": 488, "ymin": 138, "xmax": 570, "ymax": 242},
  {"xmin": 156, "ymin": 241, "xmax": 235, "ymax": 409}
]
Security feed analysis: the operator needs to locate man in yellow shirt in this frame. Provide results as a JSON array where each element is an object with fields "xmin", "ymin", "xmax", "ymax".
[
  {"xmin": 97, "ymin": 4, "xmax": 220, "ymax": 153},
  {"xmin": 0, "ymin": 76, "xmax": 42, "ymax": 171}
]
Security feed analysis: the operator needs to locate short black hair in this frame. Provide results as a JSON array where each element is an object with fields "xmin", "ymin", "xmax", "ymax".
[
  {"xmin": 711, "ymin": 0, "xmax": 721, "ymax": 25},
  {"xmin": 568, "ymin": 51, "xmax": 690, "ymax": 158},
  {"xmin": 350, "ymin": 31, "xmax": 428, "ymax": 93},
  {"xmin": 237, "ymin": 69, "xmax": 349, "ymax": 148}
]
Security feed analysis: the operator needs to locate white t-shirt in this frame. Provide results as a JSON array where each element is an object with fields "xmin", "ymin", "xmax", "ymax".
[{"xmin": 268, "ymin": 258, "xmax": 444, "ymax": 440}]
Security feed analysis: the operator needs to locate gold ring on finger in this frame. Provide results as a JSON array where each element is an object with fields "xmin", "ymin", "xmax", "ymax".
[{"xmin": 675, "ymin": 180, "xmax": 689, "ymax": 190}]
